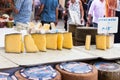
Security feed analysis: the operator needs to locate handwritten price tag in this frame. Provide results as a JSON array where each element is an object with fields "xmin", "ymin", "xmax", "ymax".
[{"xmin": 98, "ymin": 17, "xmax": 118, "ymax": 34}]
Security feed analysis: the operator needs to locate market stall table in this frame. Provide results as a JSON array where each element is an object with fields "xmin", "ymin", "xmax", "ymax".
[
  {"xmin": 74, "ymin": 44, "xmax": 120, "ymax": 60},
  {"xmin": 0, "ymin": 48, "xmax": 98, "ymax": 66},
  {"xmin": 0, "ymin": 55, "xmax": 18, "ymax": 69}
]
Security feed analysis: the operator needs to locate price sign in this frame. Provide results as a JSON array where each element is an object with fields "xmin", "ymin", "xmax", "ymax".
[{"xmin": 98, "ymin": 17, "xmax": 118, "ymax": 34}]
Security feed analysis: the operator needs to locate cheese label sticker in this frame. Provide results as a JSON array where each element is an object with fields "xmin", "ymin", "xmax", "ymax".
[
  {"xmin": 60, "ymin": 62, "xmax": 92, "ymax": 73},
  {"xmin": 95, "ymin": 62, "xmax": 120, "ymax": 71},
  {"xmin": 20, "ymin": 65, "xmax": 57, "ymax": 80}
]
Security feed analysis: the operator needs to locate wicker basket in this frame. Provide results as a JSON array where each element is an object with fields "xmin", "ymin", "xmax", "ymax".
[
  {"xmin": 75, "ymin": 27, "xmax": 97, "ymax": 43},
  {"xmin": 69, "ymin": 24, "xmax": 83, "ymax": 37}
]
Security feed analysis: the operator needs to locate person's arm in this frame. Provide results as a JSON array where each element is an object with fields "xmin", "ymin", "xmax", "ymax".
[
  {"xmin": 79, "ymin": 0, "xmax": 84, "ymax": 23},
  {"xmin": 12, "ymin": 0, "xmax": 24, "ymax": 14},
  {"xmin": 55, "ymin": 7, "xmax": 58, "ymax": 25},
  {"xmin": 87, "ymin": 0, "xmax": 94, "ymax": 26}
]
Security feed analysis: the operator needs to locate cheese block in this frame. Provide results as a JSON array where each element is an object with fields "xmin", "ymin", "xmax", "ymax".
[
  {"xmin": 56, "ymin": 62, "xmax": 98, "ymax": 80},
  {"xmin": 5, "ymin": 33, "xmax": 23, "ymax": 53},
  {"xmin": 24, "ymin": 35, "xmax": 39, "ymax": 53},
  {"xmin": 106, "ymin": 34, "xmax": 114, "ymax": 49},
  {"xmin": 94, "ymin": 62, "xmax": 120, "ymax": 80},
  {"xmin": 85, "ymin": 35, "xmax": 91, "ymax": 50},
  {"xmin": 63, "ymin": 32, "xmax": 73, "ymax": 49},
  {"xmin": 43, "ymin": 24, "xmax": 50, "ymax": 31},
  {"xmin": 57, "ymin": 33, "xmax": 63, "ymax": 50},
  {"xmin": 96, "ymin": 35, "xmax": 107, "ymax": 50},
  {"xmin": 31, "ymin": 34, "xmax": 46, "ymax": 52},
  {"xmin": 46, "ymin": 34, "xmax": 57, "ymax": 50},
  {"xmin": 21, "ymin": 42, "xmax": 24, "ymax": 53},
  {"xmin": 14, "ymin": 66, "xmax": 61, "ymax": 80}
]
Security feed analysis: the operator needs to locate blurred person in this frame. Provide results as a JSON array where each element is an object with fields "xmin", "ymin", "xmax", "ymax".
[
  {"xmin": 0, "ymin": 0, "xmax": 13, "ymax": 15},
  {"xmin": 81, "ymin": 0, "xmax": 88, "ymax": 26},
  {"xmin": 67, "ymin": 0, "xmax": 84, "ymax": 25},
  {"xmin": 36, "ymin": 0, "xmax": 59, "ymax": 26},
  {"xmin": 105, "ymin": 0, "xmax": 117, "ymax": 17},
  {"xmin": 87, "ymin": 0, "xmax": 105, "ymax": 27},
  {"xmin": 12, "ymin": 0, "xmax": 33, "ymax": 24},
  {"xmin": 115, "ymin": 0, "xmax": 120, "ymax": 43},
  {"xmin": 34, "ymin": 0, "xmax": 40, "ymax": 18}
]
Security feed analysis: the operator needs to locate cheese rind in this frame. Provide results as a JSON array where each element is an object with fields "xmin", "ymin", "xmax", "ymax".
[
  {"xmin": 24, "ymin": 35, "xmax": 39, "ymax": 53},
  {"xmin": 57, "ymin": 33, "xmax": 63, "ymax": 50},
  {"xmin": 63, "ymin": 32, "xmax": 73, "ymax": 49},
  {"xmin": 31, "ymin": 34, "xmax": 46, "ymax": 52},
  {"xmin": 5, "ymin": 33, "xmax": 22, "ymax": 53},
  {"xmin": 46, "ymin": 34, "xmax": 58, "ymax": 50},
  {"xmin": 96, "ymin": 35, "xmax": 107, "ymax": 50}
]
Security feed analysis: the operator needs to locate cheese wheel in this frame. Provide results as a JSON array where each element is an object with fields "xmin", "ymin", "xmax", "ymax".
[
  {"xmin": 0, "ymin": 72, "xmax": 13, "ymax": 80},
  {"xmin": 94, "ymin": 62, "xmax": 120, "ymax": 80},
  {"xmin": 14, "ymin": 66, "xmax": 61, "ymax": 80},
  {"xmin": 5, "ymin": 33, "xmax": 23, "ymax": 53},
  {"xmin": 56, "ymin": 62, "xmax": 98, "ymax": 80}
]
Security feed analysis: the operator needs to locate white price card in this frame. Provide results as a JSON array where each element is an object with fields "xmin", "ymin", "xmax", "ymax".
[{"xmin": 98, "ymin": 17, "xmax": 118, "ymax": 34}]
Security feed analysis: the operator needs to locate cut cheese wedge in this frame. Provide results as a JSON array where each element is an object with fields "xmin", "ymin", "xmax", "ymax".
[
  {"xmin": 21, "ymin": 42, "xmax": 24, "ymax": 53},
  {"xmin": 31, "ymin": 34, "xmax": 46, "ymax": 52},
  {"xmin": 85, "ymin": 35, "xmax": 91, "ymax": 50},
  {"xmin": 46, "ymin": 34, "xmax": 57, "ymax": 50},
  {"xmin": 63, "ymin": 32, "xmax": 73, "ymax": 49},
  {"xmin": 5, "ymin": 33, "xmax": 23, "ymax": 53},
  {"xmin": 57, "ymin": 33, "xmax": 63, "ymax": 50},
  {"xmin": 106, "ymin": 34, "xmax": 114, "ymax": 49},
  {"xmin": 96, "ymin": 35, "xmax": 107, "ymax": 50},
  {"xmin": 24, "ymin": 35, "xmax": 39, "ymax": 53}
]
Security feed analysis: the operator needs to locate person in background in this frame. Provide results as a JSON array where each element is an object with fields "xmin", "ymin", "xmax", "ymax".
[
  {"xmin": 115, "ymin": 0, "xmax": 120, "ymax": 43},
  {"xmin": 81, "ymin": 0, "xmax": 88, "ymax": 26},
  {"xmin": 34, "ymin": 0, "xmax": 40, "ymax": 18},
  {"xmin": 36, "ymin": 0, "xmax": 59, "ymax": 26},
  {"xmin": 105, "ymin": 0, "xmax": 117, "ymax": 17},
  {"xmin": 67, "ymin": 0, "xmax": 84, "ymax": 25},
  {"xmin": 12, "ymin": 0, "xmax": 33, "ymax": 24},
  {"xmin": 0, "ymin": 0, "xmax": 13, "ymax": 16},
  {"xmin": 87, "ymin": 0, "xmax": 105, "ymax": 27}
]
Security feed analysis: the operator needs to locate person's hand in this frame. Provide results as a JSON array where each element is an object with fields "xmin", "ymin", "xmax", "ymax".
[
  {"xmin": 81, "ymin": 18, "xmax": 84, "ymax": 24},
  {"xmin": 55, "ymin": 19, "xmax": 58, "ymax": 26},
  {"xmin": 35, "ymin": 16, "xmax": 39, "ymax": 22}
]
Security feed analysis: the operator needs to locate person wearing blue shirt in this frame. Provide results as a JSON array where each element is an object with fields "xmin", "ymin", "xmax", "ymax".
[
  {"xmin": 13, "ymin": 0, "xmax": 33, "ymax": 24},
  {"xmin": 36, "ymin": 0, "xmax": 59, "ymax": 26}
]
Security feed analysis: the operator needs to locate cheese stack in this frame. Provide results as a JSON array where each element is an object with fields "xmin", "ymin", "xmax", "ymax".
[
  {"xmin": 46, "ymin": 34, "xmax": 58, "ymax": 50},
  {"xmin": 96, "ymin": 34, "xmax": 114, "ymax": 50},
  {"xmin": 94, "ymin": 62, "xmax": 120, "ymax": 80},
  {"xmin": 5, "ymin": 33, "xmax": 23, "ymax": 53},
  {"xmin": 24, "ymin": 35, "xmax": 39, "ymax": 53},
  {"xmin": 96, "ymin": 35, "xmax": 107, "ymax": 50},
  {"xmin": 31, "ymin": 33, "xmax": 46, "ymax": 52},
  {"xmin": 63, "ymin": 32, "xmax": 73, "ymax": 49},
  {"xmin": 57, "ymin": 33, "xmax": 63, "ymax": 50},
  {"xmin": 14, "ymin": 66, "xmax": 61, "ymax": 80},
  {"xmin": 106, "ymin": 34, "xmax": 114, "ymax": 49},
  {"xmin": 56, "ymin": 62, "xmax": 98, "ymax": 80}
]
